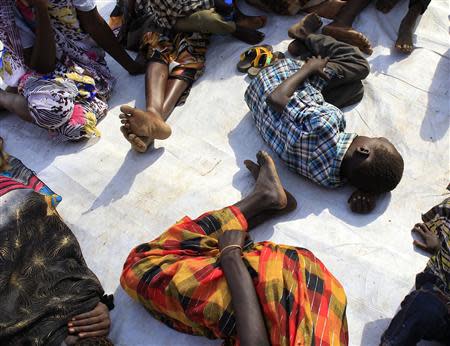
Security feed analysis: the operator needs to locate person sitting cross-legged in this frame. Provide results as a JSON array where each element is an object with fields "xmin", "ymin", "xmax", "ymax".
[
  {"xmin": 114, "ymin": 0, "xmax": 267, "ymax": 152},
  {"xmin": 245, "ymin": 14, "xmax": 404, "ymax": 214},
  {"xmin": 121, "ymin": 151, "xmax": 349, "ymax": 346},
  {"xmin": 0, "ymin": 0, "xmax": 143, "ymax": 141}
]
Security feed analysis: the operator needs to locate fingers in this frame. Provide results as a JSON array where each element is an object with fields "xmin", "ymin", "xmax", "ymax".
[
  {"xmin": 69, "ymin": 315, "xmax": 104, "ymax": 327},
  {"xmin": 349, "ymin": 195, "xmax": 373, "ymax": 214},
  {"xmin": 411, "ymin": 223, "xmax": 427, "ymax": 238},
  {"xmin": 69, "ymin": 320, "xmax": 110, "ymax": 334},
  {"xmin": 413, "ymin": 239, "xmax": 428, "ymax": 252},
  {"xmin": 78, "ymin": 329, "xmax": 110, "ymax": 338}
]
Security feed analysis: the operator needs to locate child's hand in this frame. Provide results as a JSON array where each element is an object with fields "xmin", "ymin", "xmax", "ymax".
[
  {"xmin": 67, "ymin": 302, "xmax": 111, "ymax": 338},
  {"xmin": 348, "ymin": 190, "xmax": 376, "ymax": 214},
  {"xmin": 304, "ymin": 56, "xmax": 329, "ymax": 80},
  {"xmin": 412, "ymin": 223, "xmax": 440, "ymax": 255}
]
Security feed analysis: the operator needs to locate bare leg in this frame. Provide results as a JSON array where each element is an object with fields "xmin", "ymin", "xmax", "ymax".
[
  {"xmin": 161, "ymin": 78, "xmax": 190, "ymax": 119},
  {"xmin": 322, "ymin": 0, "xmax": 373, "ymax": 55},
  {"xmin": 395, "ymin": 3, "xmax": 422, "ymax": 54},
  {"xmin": 119, "ymin": 61, "xmax": 172, "ymax": 153},
  {"xmin": 0, "ymin": 90, "xmax": 33, "ymax": 122},
  {"xmin": 234, "ymin": 151, "xmax": 297, "ymax": 230},
  {"xmin": 304, "ymin": 0, "xmax": 348, "ymax": 20}
]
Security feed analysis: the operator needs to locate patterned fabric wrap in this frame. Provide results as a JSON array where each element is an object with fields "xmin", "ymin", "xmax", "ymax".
[
  {"xmin": 0, "ymin": 154, "xmax": 62, "ymax": 206},
  {"xmin": 0, "ymin": 157, "xmax": 104, "ymax": 346},
  {"xmin": 141, "ymin": 31, "xmax": 208, "ymax": 84},
  {"xmin": 0, "ymin": 0, "xmax": 113, "ymax": 140},
  {"xmin": 418, "ymin": 197, "xmax": 450, "ymax": 296},
  {"xmin": 245, "ymin": 58, "xmax": 357, "ymax": 188},
  {"xmin": 0, "ymin": 0, "xmax": 113, "ymax": 92},
  {"xmin": 121, "ymin": 206, "xmax": 349, "ymax": 345},
  {"xmin": 18, "ymin": 69, "xmax": 108, "ymax": 140},
  {"xmin": 134, "ymin": 0, "xmax": 214, "ymax": 30}
]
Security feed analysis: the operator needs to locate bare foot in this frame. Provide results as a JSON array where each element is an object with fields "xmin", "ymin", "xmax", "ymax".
[
  {"xmin": 119, "ymin": 105, "xmax": 171, "ymax": 139},
  {"xmin": 288, "ymin": 13, "xmax": 323, "ymax": 40},
  {"xmin": 322, "ymin": 22, "xmax": 373, "ymax": 55},
  {"xmin": 233, "ymin": 26, "xmax": 265, "ymax": 44},
  {"xmin": 235, "ymin": 11, "xmax": 267, "ymax": 30},
  {"xmin": 244, "ymin": 155, "xmax": 297, "ymax": 228},
  {"xmin": 304, "ymin": 0, "xmax": 347, "ymax": 20},
  {"xmin": 120, "ymin": 126, "xmax": 153, "ymax": 153},
  {"xmin": 375, "ymin": 0, "xmax": 401, "ymax": 13},
  {"xmin": 288, "ymin": 39, "xmax": 309, "ymax": 57},
  {"xmin": 250, "ymin": 151, "xmax": 288, "ymax": 210},
  {"xmin": 395, "ymin": 7, "xmax": 420, "ymax": 54}
]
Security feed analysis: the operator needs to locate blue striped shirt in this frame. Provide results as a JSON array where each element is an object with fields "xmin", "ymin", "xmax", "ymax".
[{"xmin": 245, "ymin": 58, "xmax": 356, "ymax": 188}]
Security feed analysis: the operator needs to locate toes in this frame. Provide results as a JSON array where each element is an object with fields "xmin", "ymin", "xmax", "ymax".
[
  {"xmin": 244, "ymin": 160, "xmax": 260, "ymax": 179},
  {"xmin": 128, "ymin": 134, "xmax": 148, "ymax": 153},
  {"xmin": 256, "ymin": 150, "xmax": 270, "ymax": 166},
  {"xmin": 120, "ymin": 105, "xmax": 135, "ymax": 115}
]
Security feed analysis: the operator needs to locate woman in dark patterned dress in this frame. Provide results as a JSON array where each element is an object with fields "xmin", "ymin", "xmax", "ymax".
[{"xmin": 0, "ymin": 137, "xmax": 114, "ymax": 346}]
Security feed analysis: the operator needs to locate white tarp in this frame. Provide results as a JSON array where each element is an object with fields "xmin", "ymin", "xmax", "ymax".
[{"xmin": 1, "ymin": 0, "xmax": 449, "ymax": 345}]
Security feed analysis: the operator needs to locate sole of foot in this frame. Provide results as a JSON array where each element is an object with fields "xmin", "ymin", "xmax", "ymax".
[
  {"xmin": 119, "ymin": 105, "xmax": 172, "ymax": 140},
  {"xmin": 288, "ymin": 13, "xmax": 323, "ymax": 40},
  {"xmin": 322, "ymin": 23, "xmax": 373, "ymax": 55}
]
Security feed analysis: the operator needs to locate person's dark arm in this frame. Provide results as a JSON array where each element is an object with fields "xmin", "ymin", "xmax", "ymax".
[
  {"xmin": 25, "ymin": 0, "xmax": 56, "ymax": 74},
  {"xmin": 219, "ymin": 231, "xmax": 270, "ymax": 346},
  {"xmin": 267, "ymin": 56, "xmax": 329, "ymax": 113},
  {"xmin": 76, "ymin": 7, "xmax": 145, "ymax": 75}
]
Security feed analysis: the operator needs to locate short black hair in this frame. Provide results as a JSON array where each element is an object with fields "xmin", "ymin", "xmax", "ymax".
[
  {"xmin": 75, "ymin": 337, "xmax": 114, "ymax": 346},
  {"xmin": 349, "ymin": 146, "xmax": 404, "ymax": 194}
]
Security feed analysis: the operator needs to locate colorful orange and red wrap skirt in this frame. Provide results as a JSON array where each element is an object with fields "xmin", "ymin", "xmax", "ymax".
[{"xmin": 121, "ymin": 206, "xmax": 348, "ymax": 345}]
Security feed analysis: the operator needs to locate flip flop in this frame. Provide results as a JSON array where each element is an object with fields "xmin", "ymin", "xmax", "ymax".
[
  {"xmin": 247, "ymin": 51, "xmax": 285, "ymax": 78},
  {"xmin": 236, "ymin": 45, "xmax": 273, "ymax": 73}
]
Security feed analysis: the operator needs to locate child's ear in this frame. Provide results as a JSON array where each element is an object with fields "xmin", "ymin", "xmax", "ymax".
[{"xmin": 356, "ymin": 146, "xmax": 370, "ymax": 157}]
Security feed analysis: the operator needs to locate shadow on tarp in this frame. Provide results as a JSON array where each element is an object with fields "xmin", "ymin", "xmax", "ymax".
[
  {"xmin": 83, "ymin": 147, "xmax": 165, "ymax": 214},
  {"xmin": 228, "ymin": 113, "xmax": 391, "ymax": 230},
  {"xmin": 420, "ymin": 48, "xmax": 450, "ymax": 143},
  {"xmin": 109, "ymin": 286, "xmax": 220, "ymax": 346}
]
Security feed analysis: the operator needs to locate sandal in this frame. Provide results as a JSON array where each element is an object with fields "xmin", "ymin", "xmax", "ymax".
[
  {"xmin": 236, "ymin": 45, "xmax": 273, "ymax": 73},
  {"xmin": 247, "ymin": 51, "xmax": 285, "ymax": 78}
]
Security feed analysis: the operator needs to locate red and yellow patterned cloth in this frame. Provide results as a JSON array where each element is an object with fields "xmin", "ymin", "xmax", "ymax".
[{"xmin": 121, "ymin": 206, "xmax": 348, "ymax": 345}]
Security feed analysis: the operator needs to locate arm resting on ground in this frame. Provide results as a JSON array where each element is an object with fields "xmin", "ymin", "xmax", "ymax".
[
  {"xmin": 77, "ymin": 8, "xmax": 143, "ymax": 75},
  {"xmin": 221, "ymin": 249, "xmax": 270, "ymax": 346}
]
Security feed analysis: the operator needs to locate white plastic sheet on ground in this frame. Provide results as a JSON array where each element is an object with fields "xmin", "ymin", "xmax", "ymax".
[{"xmin": 0, "ymin": 0, "xmax": 449, "ymax": 345}]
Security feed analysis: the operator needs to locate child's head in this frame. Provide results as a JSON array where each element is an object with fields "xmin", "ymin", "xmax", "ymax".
[{"xmin": 345, "ymin": 136, "xmax": 404, "ymax": 194}]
